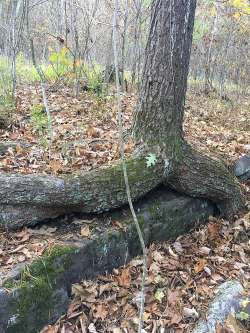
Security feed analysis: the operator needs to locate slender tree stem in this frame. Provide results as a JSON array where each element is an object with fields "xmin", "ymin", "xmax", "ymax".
[
  {"xmin": 24, "ymin": 0, "xmax": 53, "ymax": 157},
  {"xmin": 112, "ymin": 1, "xmax": 147, "ymax": 332}
]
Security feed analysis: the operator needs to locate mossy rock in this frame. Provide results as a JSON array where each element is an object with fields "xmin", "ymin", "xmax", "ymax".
[
  {"xmin": 0, "ymin": 189, "xmax": 215, "ymax": 333},
  {"xmin": 2, "ymin": 245, "xmax": 76, "ymax": 333}
]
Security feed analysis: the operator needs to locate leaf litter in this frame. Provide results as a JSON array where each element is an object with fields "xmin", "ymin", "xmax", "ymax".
[{"xmin": 0, "ymin": 84, "xmax": 249, "ymax": 332}]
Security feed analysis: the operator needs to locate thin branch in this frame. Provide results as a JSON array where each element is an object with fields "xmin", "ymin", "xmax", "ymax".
[
  {"xmin": 113, "ymin": 1, "xmax": 147, "ymax": 332},
  {"xmin": 24, "ymin": 0, "xmax": 53, "ymax": 157}
]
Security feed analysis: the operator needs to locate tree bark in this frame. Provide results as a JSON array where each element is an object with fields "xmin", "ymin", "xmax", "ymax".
[
  {"xmin": 132, "ymin": 0, "xmax": 244, "ymax": 217},
  {"xmin": 0, "ymin": 157, "xmax": 166, "ymax": 228},
  {"xmin": 133, "ymin": 0, "xmax": 195, "ymax": 143}
]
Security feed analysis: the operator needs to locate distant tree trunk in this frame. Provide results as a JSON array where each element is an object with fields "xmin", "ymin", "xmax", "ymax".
[
  {"xmin": 203, "ymin": 2, "xmax": 219, "ymax": 94},
  {"xmin": 133, "ymin": 0, "xmax": 244, "ymax": 216},
  {"xmin": 120, "ymin": 0, "xmax": 129, "ymax": 92}
]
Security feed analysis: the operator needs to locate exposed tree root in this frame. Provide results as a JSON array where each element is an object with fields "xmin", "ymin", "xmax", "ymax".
[
  {"xmin": 166, "ymin": 142, "xmax": 245, "ymax": 218},
  {"xmin": 0, "ymin": 156, "xmax": 166, "ymax": 228},
  {"xmin": 0, "ymin": 142, "xmax": 245, "ymax": 228}
]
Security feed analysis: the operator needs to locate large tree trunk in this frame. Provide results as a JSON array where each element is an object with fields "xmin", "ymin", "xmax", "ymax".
[
  {"xmin": 133, "ymin": 0, "xmax": 194, "ymax": 142},
  {"xmin": 0, "ymin": 0, "xmax": 245, "ymax": 229},
  {"xmin": 133, "ymin": 0, "xmax": 244, "ymax": 216}
]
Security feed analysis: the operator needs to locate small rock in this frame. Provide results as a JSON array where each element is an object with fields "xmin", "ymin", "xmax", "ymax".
[{"xmin": 234, "ymin": 155, "xmax": 250, "ymax": 181}]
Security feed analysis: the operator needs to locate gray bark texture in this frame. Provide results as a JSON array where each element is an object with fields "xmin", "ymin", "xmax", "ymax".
[
  {"xmin": 193, "ymin": 280, "xmax": 249, "ymax": 333},
  {"xmin": 0, "ymin": 157, "xmax": 165, "ymax": 228}
]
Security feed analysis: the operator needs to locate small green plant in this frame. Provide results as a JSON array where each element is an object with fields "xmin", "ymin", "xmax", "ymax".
[
  {"xmin": 0, "ymin": 94, "xmax": 15, "ymax": 110},
  {"xmin": 236, "ymin": 311, "xmax": 249, "ymax": 321},
  {"xmin": 0, "ymin": 61, "xmax": 15, "ymax": 124},
  {"xmin": 48, "ymin": 47, "xmax": 72, "ymax": 78},
  {"xmin": 87, "ymin": 70, "xmax": 105, "ymax": 96},
  {"xmin": 30, "ymin": 104, "xmax": 48, "ymax": 136},
  {"xmin": 146, "ymin": 153, "xmax": 157, "ymax": 167},
  {"xmin": 82, "ymin": 63, "xmax": 106, "ymax": 96}
]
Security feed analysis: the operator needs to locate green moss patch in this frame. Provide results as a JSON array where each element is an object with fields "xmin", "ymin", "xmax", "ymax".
[{"xmin": 5, "ymin": 245, "xmax": 75, "ymax": 333}]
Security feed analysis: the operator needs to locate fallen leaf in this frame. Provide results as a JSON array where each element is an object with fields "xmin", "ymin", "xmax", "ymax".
[
  {"xmin": 49, "ymin": 159, "xmax": 62, "ymax": 173},
  {"xmin": 117, "ymin": 268, "xmax": 131, "ymax": 288},
  {"xmin": 183, "ymin": 307, "xmax": 199, "ymax": 319},
  {"xmin": 80, "ymin": 226, "xmax": 91, "ymax": 238},
  {"xmin": 88, "ymin": 323, "xmax": 98, "ymax": 333},
  {"xmin": 199, "ymin": 246, "xmax": 211, "ymax": 255},
  {"xmin": 154, "ymin": 288, "xmax": 165, "ymax": 303},
  {"xmin": 194, "ymin": 259, "xmax": 207, "ymax": 273},
  {"xmin": 170, "ymin": 313, "xmax": 182, "ymax": 325},
  {"xmin": 167, "ymin": 289, "xmax": 181, "ymax": 305},
  {"xmin": 168, "ymin": 246, "xmax": 178, "ymax": 258},
  {"xmin": 173, "ymin": 241, "xmax": 184, "ymax": 254},
  {"xmin": 94, "ymin": 304, "xmax": 108, "ymax": 321}
]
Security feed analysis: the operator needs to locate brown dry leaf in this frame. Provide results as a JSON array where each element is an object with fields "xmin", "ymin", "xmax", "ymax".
[
  {"xmin": 211, "ymin": 273, "xmax": 224, "ymax": 283},
  {"xmin": 194, "ymin": 259, "xmax": 207, "ymax": 273},
  {"xmin": 173, "ymin": 241, "xmax": 184, "ymax": 254},
  {"xmin": 208, "ymin": 223, "xmax": 221, "ymax": 241},
  {"xmin": 223, "ymin": 314, "xmax": 247, "ymax": 333},
  {"xmin": 49, "ymin": 159, "xmax": 62, "ymax": 174},
  {"xmin": 40, "ymin": 325, "xmax": 58, "ymax": 333},
  {"xmin": 18, "ymin": 233, "xmax": 30, "ymax": 243},
  {"xmin": 17, "ymin": 254, "xmax": 26, "ymax": 262},
  {"xmin": 27, "ymin": 226, "xmax": 57, "ymax": 236},
  {"xmin": 71, "ymin": 283, "xmax": 97, "ymax": 302},
  {"xmin": 21, "ymin": 248, "xmax": 31, "ymax": 258},
  {"xmin": 167, "ymin": 289, "xmax": 181, "ymax": 305},
  {"xmin": 112, "ymin": 220, "xmax": 124, "ymax": 230},
  {"xmin": 117, "ymin": 268, "xmax": 131, "ymax": 288},
  {"xmin": 170, "ymin": 312, "xmax": 182, "ymax": 325},
  {"xmin": 5, "ymin": 257, "xmax": 14, "ymax": 265},
  {"xmin": 168, "ymin": 246, "xmax": 178, "ymax": 258},
  {"xmin": 154, "ymin": 288, "xmax": 165, "ymax": 303},
  {"xmin": 149, "ymin": 262, "xmax": 161, "ymax": 274},
  {"xmin": 79, "ymin": 315, "xmax": 88, "ymax": 333},
  {"xmin": 93, "ymin": 304, "xmax": 109, "ymax": 321},
  {"xmin": 216, "ymin": 323, "xmax": 233, "ymax": 333},
  {"xmin": 16, "ymin": 144, "xmax": 24, "ymax": 154},
  {"xmin": 86, "ymin": 127, "xmax": 100, "ymax": 138},
  {"xmin": 122, "ymin": 303, "xmax": 137, "ymax": 319},
  {"xmin": 67, "ymin": 300, "xmax": 81, "ymax": 317},
  {"xmin": 15, "ymin": 229, "xmax": 29, "ymax": 239},
  {"xmin": 80, "ymin": 226, "xmax": 91, "ymax": 238},
  {"xmin": 152, "ymin": 250, "xmax": 164, "ymax": 262},
  {"xmin": 199, "ymin": 246, "xmax": 211, "ymax": 255},
  {"xmin": 99, "ymin": 283, "xmax": 113, "ymax": 296}
]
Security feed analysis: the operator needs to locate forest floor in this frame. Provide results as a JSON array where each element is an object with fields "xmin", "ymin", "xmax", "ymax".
[{"xmin": 0, "ymin": 84, "xmax": 249, "ymax": 333}]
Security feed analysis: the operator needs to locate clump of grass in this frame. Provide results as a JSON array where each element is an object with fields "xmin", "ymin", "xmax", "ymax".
[
  {"xmin": 0, "ymin": 58, "xmax": 15, "ymax": 123},
  {"xmin": 30, "ymin": 104, "xmax": 48, "ymax": 136}
]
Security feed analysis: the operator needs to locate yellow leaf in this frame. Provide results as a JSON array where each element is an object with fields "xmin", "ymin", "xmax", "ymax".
[
  {"xmin": 241, "ymin": 298, "xmax": 250, "ymax": 308},
  {"xmin": 154, "ymin": 288, "xmax": 165, "ymax": 303}
]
